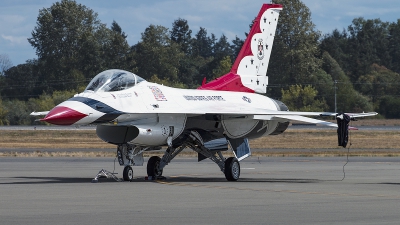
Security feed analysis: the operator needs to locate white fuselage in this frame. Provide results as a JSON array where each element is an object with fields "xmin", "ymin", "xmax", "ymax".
[
  {"xmin": 59, "ymin": 80, "xmax": 280, "ymax": 124},
  {"xmin": 54, "ymin": 81, "xmax": 284, "ymax": 146}
]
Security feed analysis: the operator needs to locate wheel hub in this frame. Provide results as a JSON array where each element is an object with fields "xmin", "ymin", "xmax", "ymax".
[{"xmin": 232, "ymin": 162, "xmax": 239, "ymax": 179}]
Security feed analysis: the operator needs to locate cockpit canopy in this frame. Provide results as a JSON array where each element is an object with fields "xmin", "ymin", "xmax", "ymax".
[{"xmin": 85, "ymin": 69, "xmax": 145, "ymax": 92}]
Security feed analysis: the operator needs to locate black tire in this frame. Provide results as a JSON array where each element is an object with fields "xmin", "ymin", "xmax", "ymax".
[
  {"xmin": 123, "ymin": 166, "xmax": 134, "ymax": 181},
  {"xmin": 147, "ymin": 156, "xmax": 163, "ymax": 177},
  {"xmin": 224, "ymin": 157, "xmax": 240, "ymax": 181}
]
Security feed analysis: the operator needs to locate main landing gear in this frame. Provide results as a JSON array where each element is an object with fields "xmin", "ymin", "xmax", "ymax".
[
  {"xmin": 147, "ymin": 156, "xmax": 163, "ymax": 177},
  {"xmin": 139, "ymin": 131, "xmax": 242, "ymax": 181},
  {"xmin": 95, "ymin": 131, "xmax": 243, "ymax": 182},
  {"xmin": 224, "ymin": 157, "xmax": 240, "ymax": 181}
]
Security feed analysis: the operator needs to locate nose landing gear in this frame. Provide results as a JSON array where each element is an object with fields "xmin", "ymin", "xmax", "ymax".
[{"xmin": 123, "ymin": 166, "xmax": 134, "ymax": 182}]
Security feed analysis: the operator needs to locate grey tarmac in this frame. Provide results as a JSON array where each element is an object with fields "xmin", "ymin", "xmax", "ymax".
[{"xmin": 1, "ymin": 156, "xmax": 400, "ymax": 225}]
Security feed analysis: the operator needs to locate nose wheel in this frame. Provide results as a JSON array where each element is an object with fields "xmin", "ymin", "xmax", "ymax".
[{"xmin": 123, "ymin": 166, "xmax": 134, "ymax": 181}]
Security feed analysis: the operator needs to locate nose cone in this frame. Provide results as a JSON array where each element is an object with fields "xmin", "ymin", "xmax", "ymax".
[{"xmin": 41, "ymin": 106, "xmax": 87, "ymax": 125}]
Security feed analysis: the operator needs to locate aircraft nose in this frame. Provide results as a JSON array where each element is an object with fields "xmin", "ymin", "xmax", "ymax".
[{"xmin": 41, "ymin": 106, "xmax": 88, "ymax": 125}]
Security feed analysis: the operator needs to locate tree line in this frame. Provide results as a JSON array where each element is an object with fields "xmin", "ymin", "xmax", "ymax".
[{"xmin": 0, "ymin": 0, "xmax": 399, "ymax": 125}]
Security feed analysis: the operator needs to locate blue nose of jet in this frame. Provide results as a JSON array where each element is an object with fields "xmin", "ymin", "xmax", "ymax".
[{"xmin": 41, "ymin": 106, "xmax": 88, "ymax": 125}]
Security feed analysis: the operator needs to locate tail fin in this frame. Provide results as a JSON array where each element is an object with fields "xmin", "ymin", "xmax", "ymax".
[{"xmin": 198, "ymin": 3, "xmax": 283, "ymax": 93}]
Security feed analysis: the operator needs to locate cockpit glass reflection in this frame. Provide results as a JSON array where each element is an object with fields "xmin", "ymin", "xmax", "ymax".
[{"xmin": 85, "ymin": 70, "xmax": 145, "ymax": 92}]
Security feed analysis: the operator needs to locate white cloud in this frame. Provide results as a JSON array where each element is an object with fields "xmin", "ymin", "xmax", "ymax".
[
  {"xmin": 220, "ymin": 29, "xmax": 238, "ymax": 41},
  {"xmin": 1, "ymin": 34, "xmax": 27, "ymax": 45},
  {"xmin": 0, "ymin": 14, "xmax": 25, "ymax": 24},
  {"xmin": 345, "ymin": 6, "xmax": 400, "ymax": 17}
]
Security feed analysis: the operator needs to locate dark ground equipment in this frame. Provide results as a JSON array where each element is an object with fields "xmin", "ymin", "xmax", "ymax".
[{"xmin": 336, "ymin": 113, "xmax": 351, "ymax": 148}]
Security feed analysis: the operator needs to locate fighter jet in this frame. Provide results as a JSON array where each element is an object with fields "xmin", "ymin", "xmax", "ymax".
[{"xmin": 32, "ymin": 3, "xmax": 377, "ymax": 181}]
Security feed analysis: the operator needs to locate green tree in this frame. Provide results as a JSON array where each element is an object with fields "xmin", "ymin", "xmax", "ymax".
[
  {"xmin": 213, "ymin": 34, "xmax": 233, "ymax": 60},
  {"xmin": 319, "ymin": 29, "xmax": 350, "ymax": 73},
  {"xmin": 192, "ymin": 27, "xmax": 214, "ymax": 58},
  {"xmin": 347, "ymin": 18, "xmax": 391, "ymax": 82},
  {"xmin": 281, "ymin": 84, "xmax": 328, "ymax": 112},
  {"xmin": 111, "ymin": 20, "xmax": 127, "ymax": 39},
  {"xmin": 98, "ymin": 23, "xmax": 132, "ymax": 70},
  {"xmin": 0, "ymin": 97, "xmax": 9, "ymax": 125},
  {"xmin": 133, "ymin": 25, "xmax": 184, "ymax": 82},
  {"xmin": 307, "ymin": 68, "xmax": 335, "ymax": 111},
  {"xmin": 148, "ymin": 75, "xmax": 187, "ymax": 89},
  {"xmin": 356, "ymin": 64, "xmax": 400, "ymax": 115},
  {"xmin": 27, "ymin": 89, "xmax": 76, "ymax": 113},
  {"xmin": 28, "ymin": 0, "xmax": 133, "ymax": 92},
  {"xmin": 230, "ymin": 36, "xmax": 244, "ymax": 62},
  {"xmin": 170, "ymin": 18, "xmax": 192, "ymax": 55},
  {"xmin": 1, "ymin": 60, "xmax": 40, "ymax": 100},
  {"xmin": 357, "ymin": 64, "xmax": 400, "ymax": 99},
  {"xmin": 170, "ymin": 18, "xmax": 200, "ymax": 87},
  {"xmin": 0, "ymin": 54, "xmax": 12, "ymax": 76},
  {"xmin": 205, "ymin": 34, "xmax": 234, "ymax": 82},
  {"xmin": 268, "ymin": 0, "xmax": 321, "ymax": 98},
  {"xmin": 28, "ymin": 93, "xmax": 54, "ymax": 113},
  {"xmin": 176, "ymin": 56, "xmax": 207, "ymax": 88},
  {"xmin": 378, "ymin": 96, "xmax": 400, "ymax": 119},
  {"xmin": 388, "ymin": 20, "xmax": 400, "ymax": 73},
  {"xmin": 322, "ymin": 52, "xmax": 373, "ymax": 112},
  {"xmin": 212, "ymin": 56, "xmax": 232, "ymax": 79},
  {"xmin": 3, "ymin": 99, "xmax": 32, "ymax": 125}
]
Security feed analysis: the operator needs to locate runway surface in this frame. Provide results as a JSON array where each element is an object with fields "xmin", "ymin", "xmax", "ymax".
[{"xmin": 1, "ymin": 157, "xmax": 400, "ymax": 224}]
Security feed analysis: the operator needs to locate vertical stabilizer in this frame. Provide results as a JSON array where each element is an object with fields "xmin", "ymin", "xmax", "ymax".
[{"xmin": 198, "ymin": 4, "xmax": 282, "ymax": 93}]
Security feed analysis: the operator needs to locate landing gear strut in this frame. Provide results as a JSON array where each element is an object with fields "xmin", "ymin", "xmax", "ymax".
[
  {"xmin": 116, "ymin": 144, "xmax": 147, "ymax": 181},
  {"xmin": 145, "ymin": 130, "xmax": 233, "ymax": 180},
  {"xmin": 94, "ymin": 132, "xmax": 244, "ymax": 182}
]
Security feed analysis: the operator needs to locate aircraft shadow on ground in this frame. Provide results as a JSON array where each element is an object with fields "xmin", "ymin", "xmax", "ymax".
[
  {"xmin": 378, "ymin": 182, "xmax": 400, "ymax": 185},
  {"xmin": 4, "ymin": 176, "xmax": 399, "ymax": 185},
  {"xmin": 163, "ymin": 177, "xmax": 321, "ymax": 184},
  {"xmin": 1, "ymin": 176, "xmax": 322, "ymax": 184},
  {"xmin": 2, "ymin": 177, "xmax": 103, "ymax": 184}
]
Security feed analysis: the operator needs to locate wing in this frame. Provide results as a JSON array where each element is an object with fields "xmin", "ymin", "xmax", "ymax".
[
  {"xmin": 253, "ymin": 112, "xmax": 378, "ymax": 128},
  {"xmin": 118, "ymin": 102, "xmax": 377, "ymax": 128},
  {"xmin": 253, "ymin": 114, "xmax": 338, "ymax": 127},
  {"xmin": 193, "ymin": 105, "xmax": 377, "ymax": 129},
  {"xmin": 30, "ymin": 111, "xmax": 50, "ymax": 116},
  {"xmin": 165, "ymin": 104, "xmax": 377, "ymax": 119}
]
